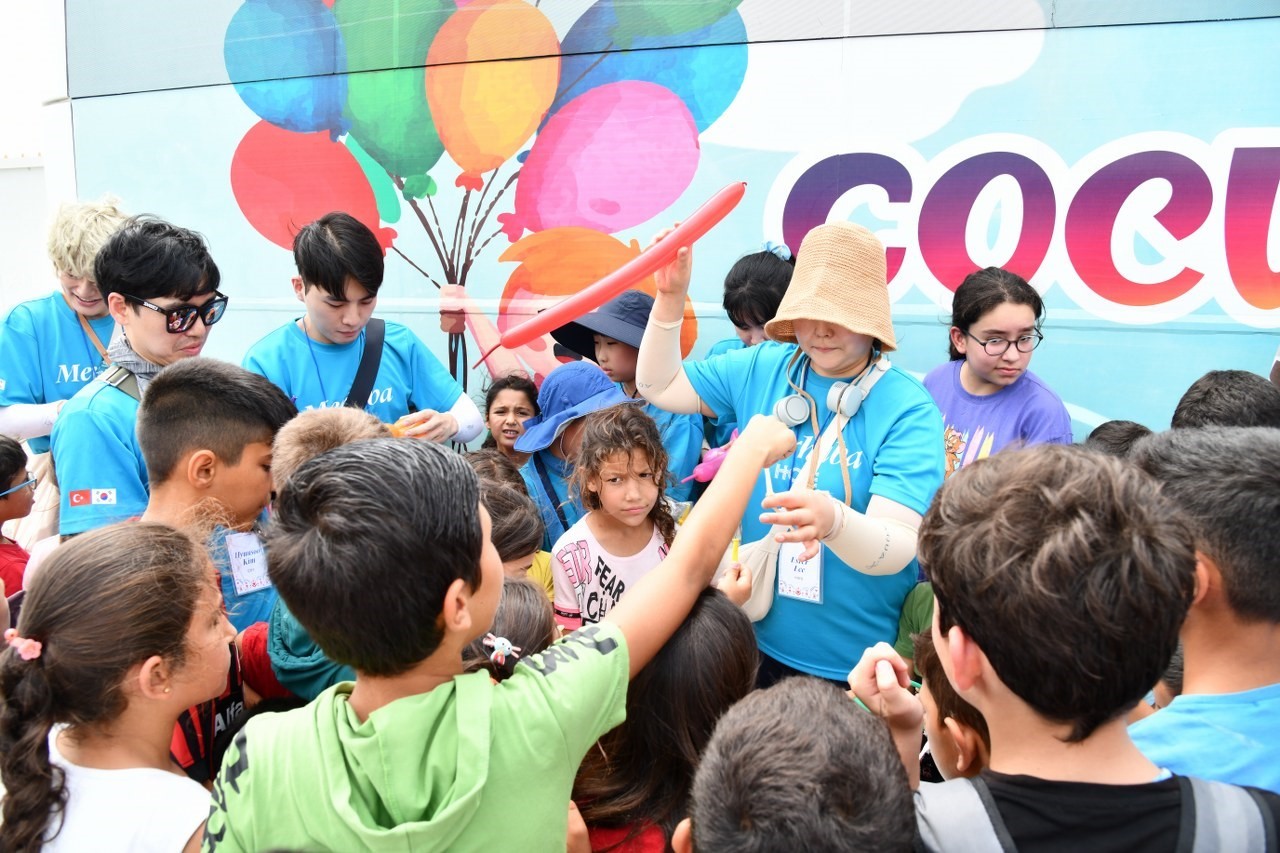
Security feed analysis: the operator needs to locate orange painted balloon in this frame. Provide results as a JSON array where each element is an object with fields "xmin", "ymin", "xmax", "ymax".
[{"xmin": 426, "ymin": 1, "xmax": 561, "ymax": 191}]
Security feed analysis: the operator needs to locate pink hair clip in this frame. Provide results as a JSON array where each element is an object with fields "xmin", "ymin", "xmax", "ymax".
[
  {"xmin": 482, "ymin": 633, "xmax": 522, "ymax": 668},
  {"xmin": 4, "ymin": 629, "xmax": 42, "ymax": 661}
]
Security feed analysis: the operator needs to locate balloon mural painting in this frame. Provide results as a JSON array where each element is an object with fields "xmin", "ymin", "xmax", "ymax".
[{"xmin": 224, "ymin": 0, "xmax": 747, "ymax": 388}]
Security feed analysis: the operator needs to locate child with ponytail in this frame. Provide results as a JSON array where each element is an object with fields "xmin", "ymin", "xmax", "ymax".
[{"xmin": 0, "ymin": 522, "xmax": 234, "ymax": 851}]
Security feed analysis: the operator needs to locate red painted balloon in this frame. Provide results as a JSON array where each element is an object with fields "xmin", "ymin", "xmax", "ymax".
[
  {"xmin": 231, "ymin": 120, "xmax": 396, "ymax": 251},
  {"xmin": 493, "ymin": 182, "xmax": 745, "ymax": 353}
]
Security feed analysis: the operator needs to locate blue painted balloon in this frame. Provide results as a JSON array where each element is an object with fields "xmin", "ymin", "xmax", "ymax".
[
  {"xmin": 224, "ymin": 0, "xmax": 348, "ymax": 138},
  {"xmin": 550, "ymin": 0, "xmax": 746, "ymax": 133}
]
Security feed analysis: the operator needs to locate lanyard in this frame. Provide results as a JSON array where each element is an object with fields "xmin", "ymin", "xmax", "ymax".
[{"xmin": 532, "ymin": 452, "xmax": 571, "ymax": 533}]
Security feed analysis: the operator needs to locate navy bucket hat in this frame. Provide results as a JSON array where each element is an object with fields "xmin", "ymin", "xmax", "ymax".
[
  {"xmin": 550, "ymin": 290, "xmax": 654, "ymax": 361},
  {"xmin": 514, "ymin": 361, "xmax": 635, "ymax": 454}
]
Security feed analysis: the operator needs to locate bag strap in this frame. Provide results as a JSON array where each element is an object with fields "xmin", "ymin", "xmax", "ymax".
[
  {"xmin": 77, "ymin": 313, "xmax": 110, "ymax": 362},
  {"xmin": 100, "ymin": 364, "xmax": 140, "ymax": 402},
  {"xmin": 344, "ymin": 318, "xmax": 385, "ymax": 408},
  {"xmin": 914, "ymin": 778, "xmax": 1015, "ymax": 853},
  {"xmin": 1184, "ymin": 776, "xmax": 1274, "ymax": 853},
  {"xmin": 532, "ymin": 453, "xmax": 571, "ymax": 535}
]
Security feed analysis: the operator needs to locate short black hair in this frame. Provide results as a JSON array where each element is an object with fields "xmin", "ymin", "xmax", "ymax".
[
  {"xmin": 722, "ymin": 250, "xmax": 794, "ymax": 330},
  {"xmin": 1171, "ymin": 369, "xmax": 1280, "ymax": 429},
  {"xmin": 138, "ymin": 358, "xmax": 297, "ymax": 483},
  {"xmin": 1131, "ymin": 426, "xmax": 1280, "ymax": 623},
  {"xmin": 293, "ymin": 211, "xmax": 384, "ymax": 300},
  {"xmin": 0, "ymin": 436, "xmax": 27, "ymax": 488},
  {"xmin": 689, "ymin": 677, "xmax": 913, "ymax": 852},
  {"xmin": 266, "ymin": 439, "xmax": 484, "ymax": 676},
  {"xmin": 95, "ymin": 216, "xmax": 219, "ymax": 302},
  {"xmin": 923, "ymin": 445, "xmax": 1196, "ymax": 742},
  {"xmin": 1083, "ymin": 419, "xmax": 1152, "ymax": 458}
]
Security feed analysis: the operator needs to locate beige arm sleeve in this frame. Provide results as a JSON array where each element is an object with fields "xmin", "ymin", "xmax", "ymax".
[
  {"xmin": 636, "ymin": 316, "xmax": 714, "ymax": 417},
  {"xmin": 822, "ymin": 495, "xmax": 922, "ymax": 576}
]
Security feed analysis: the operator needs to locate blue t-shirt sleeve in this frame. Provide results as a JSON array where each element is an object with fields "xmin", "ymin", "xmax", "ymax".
[
  {"xmin": 52, "ymin": 391, "xmax": 149, "ymax": 535},
  {"xmin": 406, "ymin": 335, "xmax": 463, "ymax": 413},
  {"xmin": 0, "ymin": 306, "xmax": 42, "ymax": 407},
  {"xmin": 868, "ymin": 390, "xmax": 946, "ymax": 517},
  {"xmin": 655, "ymin": 410, "xmax": 704, "ymax": 501},
  {"xmin": 685, "ymin": 343, "xmax": 778, "ymax": 423}
]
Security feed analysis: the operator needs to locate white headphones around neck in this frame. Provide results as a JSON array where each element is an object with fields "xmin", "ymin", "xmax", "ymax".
[{"xmin": 772, "ymin": 353, "xmax": 885, "ymax": 427}]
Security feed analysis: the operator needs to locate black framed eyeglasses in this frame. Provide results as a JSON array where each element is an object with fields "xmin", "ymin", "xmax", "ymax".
[
  {"xmin": 123, "ymin": 291, "xmax": 229, "ymax": 334},
  {"xmin": 966, "ymin": 331, "xmax": 1043, "ymax": 356}
]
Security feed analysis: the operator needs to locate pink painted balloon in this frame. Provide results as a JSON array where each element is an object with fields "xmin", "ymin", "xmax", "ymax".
[{"xmin": 498, "ymin": 81, "xmax": 699, "ymax": 241}]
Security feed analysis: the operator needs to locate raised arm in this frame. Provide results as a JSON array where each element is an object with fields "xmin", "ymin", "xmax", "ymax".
[
  {"xmin": 606, "ymin": 414, "xmax": 794, "ymax": 677},
  {"xmin": 636, "ymin": 237, "xmax": 715, "ymax": 417}
]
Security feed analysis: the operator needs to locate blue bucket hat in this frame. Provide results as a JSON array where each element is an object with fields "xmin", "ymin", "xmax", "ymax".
[
  {"xmin": 514, "ymin": 361, "xmax": 635, "ymax": 454},
  {"xmin": 550, "ymin": 290, "xmax": 654, "ymax": 361}
]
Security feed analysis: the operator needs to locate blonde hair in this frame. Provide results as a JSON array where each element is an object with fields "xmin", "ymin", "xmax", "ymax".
[
  {"xmin": 45, "ymin": 196, "xmax": 128, "ymax": 280},
  {"xmin": 272, "ymin": 408, "xmax": 391, "ymax": 492}
]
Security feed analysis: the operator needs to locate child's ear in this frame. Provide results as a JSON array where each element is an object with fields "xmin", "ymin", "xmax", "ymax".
[
  {"xmin": 942, "ymin": 716, "xmax": 988, "ymax": 777},
  {"xmin": 185, "ymin": 449, "xmax": 219, "ymax": 490},
  {"xmin": 672, "ymin": 817, "xmax": 694, "ymax": 853},
  {"xmin": 439, "ymin": 576, "xmax": 474, "ymax": 636},
  {"xmin": 945, "ymin": 625, "xmax": 984, "ymax": 694},
  {"xmin": 949, "ymin": 326, "xmax": 967, "ymax": 356},
  {"xmin": 291, "ymin": 276, "xmax": 306, "ymax": 302},
  {"xmin": 133, "ymin": 654, "xmax": 175, "ymax": 701},
  {"xmin": 1191, "ymin": 551, "xmax": 1220, "ymax": 608}
]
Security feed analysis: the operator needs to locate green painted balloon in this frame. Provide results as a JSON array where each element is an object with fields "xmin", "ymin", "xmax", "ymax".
[
  {"xmin": 335, "ymin": 0, "xmax": 451, "ymax": 178},
  {"xmin": 610, "ymin": 0, "xmax": 742, "ymax": 47},
  {"xmin": 344, "ymin": 134, "xmax": 403, "ymax": 223}
]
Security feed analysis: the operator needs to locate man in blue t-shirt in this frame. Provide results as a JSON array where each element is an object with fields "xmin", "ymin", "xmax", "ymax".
[
  {"xmin": 51, "ymin": 217, "xmax": 226, "ymax": 535},
  {"xmin": 0, "ymin": 199, "xmax": 127, "ymax": 455},
  {"xmin": 242, "ymin": 212, "xmax": 482, "ymax": 444},
  {"xmin": 1129, "ymin": 427, "xmax": 1280, "ymax": 795}
]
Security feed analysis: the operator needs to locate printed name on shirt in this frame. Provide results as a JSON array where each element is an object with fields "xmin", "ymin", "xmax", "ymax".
[
  {"xmin": 68, "ymin": 488, "xmax": 116, "ymax": 506},
  {"xmin": 56, "ymin": 362, "xmax": 100, "ymax": 384},
  {"xmin": 302, "ymin": 386, "xmax": 397, "ymax": 412}
]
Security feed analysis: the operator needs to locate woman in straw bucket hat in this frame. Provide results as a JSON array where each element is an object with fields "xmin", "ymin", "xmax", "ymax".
[{"xmin": 637, "ymin": 221, "xmax": 944, "ymax": 686}]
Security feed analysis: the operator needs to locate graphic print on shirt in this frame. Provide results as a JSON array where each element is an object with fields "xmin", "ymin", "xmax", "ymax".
[
  {"xmin": 767, "ymin": 429, "xmax": 865, "ymax": 487},
  {"xmin": 554, "ymin": 536, "xmax": 669, "ymax": 625},
  {"xmin": 940, "ymin": 421, "xmax": 994, "ymax": 476}
]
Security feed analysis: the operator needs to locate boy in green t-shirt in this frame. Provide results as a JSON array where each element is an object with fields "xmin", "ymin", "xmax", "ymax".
[{"xmin": 203, "ymin": 416, "xmax": 794, "ymax": 852}]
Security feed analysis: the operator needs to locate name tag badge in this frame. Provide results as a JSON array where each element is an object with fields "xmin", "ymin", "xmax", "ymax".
[
  {"xmin": 226, "ymin": 531, "xmax": 272, "ymax": 596},
  {"xmin": 776, "ymin": 541, "xmax": 822, "ymax": 604}
]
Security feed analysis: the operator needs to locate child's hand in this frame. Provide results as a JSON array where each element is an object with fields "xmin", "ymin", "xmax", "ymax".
[
  {"xmin": 716, "ymin": 562, "xmax": 752, "ymax": 606},
  {"xmin": 650, "ymin": 224, "xmax": 693, "ymax": 299},
  {"xmin": 759, "ymin": 489, "xmax": 834, "ymax": 560},
  {"xmin": 566, "ymin": 800, "xmax": 590, "ymax": 853},
  {"xmin": 392, "ymin": 409, "xmax": 458, "ymax": 443},
  {"xmin": 737, "ymin": 414, "xmax": 796, "ymax": 467},
  {"xmin": 847, "ymin": 642, "xmax": 923, "ymax": 733}
]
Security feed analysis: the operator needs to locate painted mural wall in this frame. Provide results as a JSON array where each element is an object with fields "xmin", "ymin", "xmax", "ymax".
[{"xmin": 66, "ymin": 0, "xmax": 1280, "ymax": 437}]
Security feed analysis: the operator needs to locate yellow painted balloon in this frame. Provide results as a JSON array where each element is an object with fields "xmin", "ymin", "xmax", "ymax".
[{"xmin": 426, "ymin": 1, "xmax": 561, "ymax": 191}]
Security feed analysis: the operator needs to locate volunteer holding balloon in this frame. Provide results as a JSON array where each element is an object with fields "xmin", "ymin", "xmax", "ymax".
[{"xmin": 636, "ymin": 221, "xmax": 945, "ymax": 685}]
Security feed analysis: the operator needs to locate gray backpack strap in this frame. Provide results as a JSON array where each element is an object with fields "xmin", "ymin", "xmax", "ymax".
[
  {"xmin": 915, "ymin": 778, "xmax": 1016, "ymax": 853},
  {"xmin": 100, "ymin": 364, "xmax": 141, "ymax": 401},
  {"xmin": 1186, "ymin": 776, "xmax": 1274, "ymax": 853}
]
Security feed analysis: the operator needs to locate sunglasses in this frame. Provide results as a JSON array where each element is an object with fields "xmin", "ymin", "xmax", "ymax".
[{"xmin": 123, "ymin": 291, "xmax": 229, "ymax": 333}]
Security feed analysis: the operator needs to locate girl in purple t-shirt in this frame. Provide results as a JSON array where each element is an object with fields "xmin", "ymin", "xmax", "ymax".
[{"xmin": 924, "ymin": 267, "xmax": 1072, "ymax": 477}]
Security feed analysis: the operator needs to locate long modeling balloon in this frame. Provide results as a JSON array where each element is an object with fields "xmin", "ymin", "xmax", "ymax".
[{"xmin": 477, "ymin": 181, "xmax": 745, "ymax": 365}]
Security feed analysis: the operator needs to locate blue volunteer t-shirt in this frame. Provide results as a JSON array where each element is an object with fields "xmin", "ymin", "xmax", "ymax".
[
  {"xmin": 1130, "ymin": 682, "xmax": 1280, "ymax": 795},
  {"xmin": 51, "ymin": 379, "xmax": 148, "ymax": 535},
  {"xmin": 702, "ymin": 337, "xmax": 746, "ymax": 447},
  {"xmin": 685, "ymin": 341, "xmax": 945, "ymax": 681},
  {"xmin": 641, "ymin": 400, "xmax": 703, "ymax": 502},
  {"xmin": 0, "ymin": 294, "xmax": 115, "ymax": 453},
  {"xmin": 242, "ymin": 320, "xmax": 463, "ymax": 424}
]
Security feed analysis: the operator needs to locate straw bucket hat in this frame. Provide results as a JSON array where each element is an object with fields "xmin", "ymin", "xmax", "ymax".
[{"xmin": 763, "ymin": 221, "xmax": 897, "ymax": 351}]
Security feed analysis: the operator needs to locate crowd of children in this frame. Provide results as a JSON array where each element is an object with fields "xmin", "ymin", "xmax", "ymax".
[{"xmin": 1, "ymin": 201, "xmax": 1279, "ymax": 852}]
